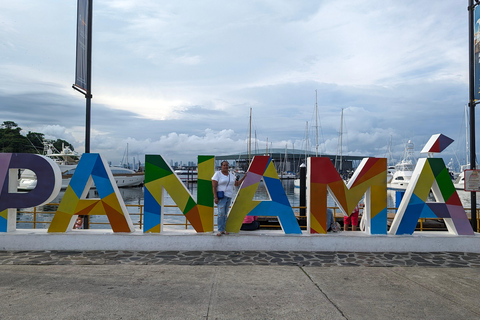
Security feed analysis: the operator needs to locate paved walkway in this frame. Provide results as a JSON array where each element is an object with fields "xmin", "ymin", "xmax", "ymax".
[
  {"xmin": 1, "ymin": 251, "xmax": 480, "ymax": 319},
  {"xmin": 1, "ymin": 250, "xmax": 480, "ymax": 267}
]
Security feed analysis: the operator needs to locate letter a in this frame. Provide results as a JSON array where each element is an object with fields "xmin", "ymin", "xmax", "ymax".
[
  {"xmin": 390, "ymin": 134, "xmax": 473, "ymax": 235},
  {"xmin": 226, "ymin": 156, "xmax": 301, "ymax": 234},
  {"xmin": 389, "ymin": 158, "xmax": 474, "ymax": 235},
  {"xmin": 48, "ymin": 153, "xmax": 134, "ymax": 233}
]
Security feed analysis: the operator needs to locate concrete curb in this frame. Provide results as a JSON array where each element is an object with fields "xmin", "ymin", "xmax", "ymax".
[{"xmin": 1, "ymin": 229, "xmax": 479, "ymax": 252}]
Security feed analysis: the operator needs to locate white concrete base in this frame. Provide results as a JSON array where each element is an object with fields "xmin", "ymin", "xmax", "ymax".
[{"xmin": 1, "ymin": 229, "xmax": 480, "ymax": 252}]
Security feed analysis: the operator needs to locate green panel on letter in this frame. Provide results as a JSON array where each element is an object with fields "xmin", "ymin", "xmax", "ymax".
[
  {"xmin": 197, "ymin": 179, "xmax": 213, "ymax": 206},
  {"xmin": 183, "ymin": 197, "xmax": 197, "ymax": 215}
]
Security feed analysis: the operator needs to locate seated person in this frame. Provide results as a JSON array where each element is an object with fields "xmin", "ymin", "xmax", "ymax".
[
  {"xmin": 241, "ymin": 215, "xmax": 260, "ymax": 230},
  {"xmin": 74, "ymin": 215, "xmax": 84, "ymax": 229},
  {"xmin": 326, "ymin": 208, "xmax": 334, "ymax": 232},
  {"xmin": 344, "ymin": 205, "xmax": 360, "ymax": 231}
]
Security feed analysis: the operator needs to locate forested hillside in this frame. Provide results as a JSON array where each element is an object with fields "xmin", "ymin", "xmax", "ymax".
[{"xmin": 0, "ymin": 121, "xmax": 74, "ymax": 154}]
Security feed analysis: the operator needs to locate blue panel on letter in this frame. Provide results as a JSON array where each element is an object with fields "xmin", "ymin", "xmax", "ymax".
[
  {"xmin": 144, "ymin": 187, "xmax": 161, "ymax": 232},
  {"xmin": 264, "ymin": 176, "xmax": 291, "ymax": 207},
  {"xmin": 251, "ymin": 201, "xmax": 301, "ymax": 234},
  {"xmin": 69, "ymin": 154, "xmax": 96, "ymax": 196},
  {"xmin": 0, "ymin": 215, "xmax": 6, "ymax": 233},
  {"xmin": 371, "ymin": 208, "xmax": 387, "ymax": 234},
  {"xmin": 419, "ymin": 203, "xmax": 436, "ymax": 219},
  {"xmin": 396, "ymin": 203, "xmax": 423, "ymax": 235}
]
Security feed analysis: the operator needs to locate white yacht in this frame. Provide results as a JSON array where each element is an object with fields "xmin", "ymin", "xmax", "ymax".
[
  {"xmin": 387, "ymin": 140, "xmax": 416, "ymax": 190},
  {"xmin": 386, "ymin": 165, "xmax": 396, "ymax": 183},
  {"xmin": 453, "ymin": 164, "xmax": 474, "ymax": 190},
  {"xmin": 18, "ymin": 143, "xmax": 144, "ymax": 190}
]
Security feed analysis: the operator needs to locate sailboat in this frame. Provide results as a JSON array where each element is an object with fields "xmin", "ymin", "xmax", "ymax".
[
  {"xmin": 385, "ymin": 136, "xmax": 396, "ymax": 183},
  {"xmin": 294, "ymin": 121, "xmax": 309, "ymax": 188},
  {"xmin": 280, "ymin": 144, "xmax": 295, "ymax": 179},
  {"xmin": 335, "ymin": 108, "xmax": 345, "ymax": 177},
  {"xmin": 453, "ymin": 105, "xmax": 475, "ymax": 190},
  {"xmin": 294, "ymin": 90, "xmax": 319, "ymax": 188}
]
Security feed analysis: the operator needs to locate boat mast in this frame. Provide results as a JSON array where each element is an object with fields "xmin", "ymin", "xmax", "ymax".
[
  {"xmin": 249, "ymin": 108, "xmax": 252, "ymax": 164},
  {"xmin": 315, "ymin": 90, "xmax": 319, "ymax": 157},
  {"xmin": 126, "ymin": 143, "xmax": 129, "ymax": 169},
  {"xmin": 384, "ymin": 135, "xmax": 394, "ymax": 165},
  {"xmin": 468, "ymin": 0, "xmax": 477, "ymax": 230},
  {"xmin": 335, "ymin": 109, "xmax": 344, "ymax": 171},
  {"xmin": 340, "ymin": 108, "xmax": 343, "ymax": 171},
  {"xmin": 465, "ymin": 104, "xmax": 469, "ymax": 168},
  {"xmin": 304, "ymin": 121, "xmax": 308, "ymax": 163},
  {"xmin": 292, "ymin": 142, "xmax": 295, "ymax": 174}
]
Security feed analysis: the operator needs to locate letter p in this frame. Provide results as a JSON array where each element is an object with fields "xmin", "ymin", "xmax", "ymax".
[{"xmin": 0, "ymin": 153, "xmax": 62, "ymax": 232}]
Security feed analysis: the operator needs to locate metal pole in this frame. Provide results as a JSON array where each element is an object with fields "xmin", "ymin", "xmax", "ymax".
[
  {"xmin": 83, "ymin": 0, "xmax": 93, "ymax": 229},
  {"xmin": 248, "ymin": 108, "xmax": 252, "ymax": 164},
  {"xmin": 299, "ymin": 163, "xmax": 306, "ymax": 220},
  {"xmin": 85, "ymin": 0, "xmax": 93, "ymax": 154},
  {"xmin": 468, "ymin": 0, "xmax": 477, "ymax": 231}
]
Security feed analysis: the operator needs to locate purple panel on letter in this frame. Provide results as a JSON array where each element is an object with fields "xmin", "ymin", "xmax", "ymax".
[
  {"xmin": 0, "ymin": 153, "xmax": 12, "ymax": 195},
  {"xmin": 0, "ymin": 154, "xmax": 60, "ymax": 211}
]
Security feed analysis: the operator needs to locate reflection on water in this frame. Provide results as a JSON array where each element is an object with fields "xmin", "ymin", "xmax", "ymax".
[{"xmin": 17, "ymin": 181, "xmax": 480, "ymax": 230}]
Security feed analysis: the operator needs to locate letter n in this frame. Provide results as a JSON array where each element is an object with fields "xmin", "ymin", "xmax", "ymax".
[
  {"xmin": 48, "ymin": 153, "xmax": 134, "ymax": 233},
  {"xmin": 308, "ymin": 157, "xmax": 387, "ymax": 234},
  {"xmin": 144, "ymin": 155, "xmax": 214, "ymax": 233}
]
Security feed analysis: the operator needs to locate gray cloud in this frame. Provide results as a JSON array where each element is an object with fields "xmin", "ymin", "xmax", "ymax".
[{"xmin": 0, "ymin": 1, "xmax": 472, "ymax": 171}]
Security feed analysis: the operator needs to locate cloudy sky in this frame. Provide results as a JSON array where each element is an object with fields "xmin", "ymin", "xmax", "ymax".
[{"xmin": 0, "ymin": 1, "xmax": 473, "ymax": 170}]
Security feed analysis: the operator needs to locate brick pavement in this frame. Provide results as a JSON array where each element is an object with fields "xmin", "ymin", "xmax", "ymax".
[{"xmin": 0, "ymin": 250, "xmax": 479, "ymax": 267}]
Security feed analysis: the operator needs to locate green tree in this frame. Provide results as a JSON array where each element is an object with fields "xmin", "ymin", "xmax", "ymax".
[
  {"xmin": 1, "ymin": 121, "xmax": 19, "ymax": 130},
  {"xmin": 26, "ymin": 132, "xmax": 45, "ymax": 153},
  {"xmin": 0, "ymin": 121, "xmax": 33, "ymax": 153},
  {"xmin": 52, "ymin": 139, "xmax": 75, "ymax": 152},
  {"xmin": 0, "ymin": 121, "xmax": 74, "ymax": 154}
]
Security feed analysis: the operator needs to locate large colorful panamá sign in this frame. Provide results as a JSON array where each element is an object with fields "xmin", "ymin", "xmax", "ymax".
[{"xmin": 0, "ymin": 134, "xmax": 474, "ymax": 236}]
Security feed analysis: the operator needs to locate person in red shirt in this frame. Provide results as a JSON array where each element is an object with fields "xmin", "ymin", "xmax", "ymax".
[{"xmin": 344, "ymin": 204, "xmax": 360, "ymax": 231}]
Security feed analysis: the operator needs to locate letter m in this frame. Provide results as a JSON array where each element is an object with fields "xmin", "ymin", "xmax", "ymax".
[{"xmin": 308, "ymin": 157, "xmax": 387, "ymax": 234}]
